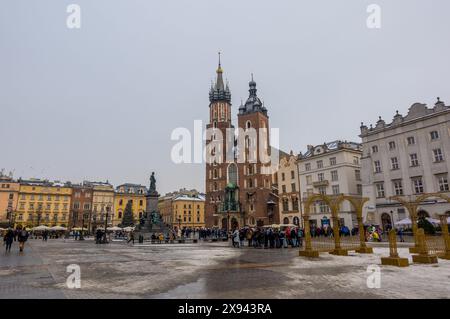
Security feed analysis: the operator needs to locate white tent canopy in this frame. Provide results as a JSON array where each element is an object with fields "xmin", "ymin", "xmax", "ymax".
[
  {"xmin": 107, "ymin": 226, "xmax": 122, "ymax": 231},
  {"xmin": 50, "ymin": 226, "xmax": 67, "ymax": 231},
  {"xmin": 122, "ymin": 226, "xmax": 135, "ymax": 232},
  {"xmin": 395, "ymin": 217, "xmax": 448, "ymax": 226},
  {"xmin": 33, "ymin": 225, "xmax": 50, "ymax": 231}
]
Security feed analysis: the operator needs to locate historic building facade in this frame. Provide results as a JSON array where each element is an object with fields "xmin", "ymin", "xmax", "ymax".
[
  {"xmin": 298, "ymin": 141, "xmax": 363, "ymax": 228},
  {"xmin": 360, "ymin": 98, "xmax": 450, "ymax": 229},
  {"xmin": 88, "ymin": 181, "xmax": 115, "ymax": 232},
  {"xmin": 113, "ymin": 183, "xmax": 147, "ymax": 226},
  {"xmin": 16, "ymin": 179, "xmax": 72, "ymax": 228},
  {"xmin": 277, "ymin": 152, "xmax": 301, "ymax": 226},
  {"xmin": 69, "ymin": 182, "xmax": 93, "ymax": 229},
  {"xmin": 205, "ymin": 58, "xmax": 279, "ymax": 229},
  {"xmin": 171, "ymin": 194, "xmax": 205, "ymax": 229},
  {"xmin": 0, "ymin": 173, "xmax": 20, "ymax": 227}
]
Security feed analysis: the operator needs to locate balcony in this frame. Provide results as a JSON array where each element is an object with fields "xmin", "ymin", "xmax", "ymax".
[{"xmin": 313, "ymin": 180, "xmax": 329, "ymax": 187}]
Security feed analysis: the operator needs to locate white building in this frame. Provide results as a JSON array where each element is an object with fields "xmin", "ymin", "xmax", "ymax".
[
  {"xmin": 277, "ymin": 152, "xmax": 301, "ymax": 226},
  {"xmin": 297, "ymin": 141, "xmax": 363, "ymax": 228},
  {"xmin": 360, "ymin": 98, "xmax": 450, "ymax": 229}
]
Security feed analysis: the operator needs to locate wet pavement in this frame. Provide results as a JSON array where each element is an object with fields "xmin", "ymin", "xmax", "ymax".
[{"xmin": 0, "ymin": 238, "xmax": 449, "ymax": 299}]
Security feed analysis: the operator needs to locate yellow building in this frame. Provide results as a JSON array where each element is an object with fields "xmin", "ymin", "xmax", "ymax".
[
  {"xmin": 113, "ymin": 184, "xmax": 147, "ymax": 226},
  {"xmin": 16, "ymin": 179, "xmax": 72, "ymax": 228},
  {"xmin": 0, "ymin": 174, "xmax": 20, "ymax": 227},
  {"xmin": 158, "ymin": 190, "xmax": 205, "ymax": 229}
]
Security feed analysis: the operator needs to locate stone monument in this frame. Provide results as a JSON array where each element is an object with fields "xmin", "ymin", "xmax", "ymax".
[{"xmin": 134, "ymin": 172, "xmax": 168, "ymax": 239}]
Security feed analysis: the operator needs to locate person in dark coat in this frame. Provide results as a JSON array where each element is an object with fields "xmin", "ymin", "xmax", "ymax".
[
  {"xmin": 4, "ymin": 228, "xmax": 14, "ymax": 253},
  {"xmin": 17, "ymin": 228, "xmax": 29, "ymax": 252}
]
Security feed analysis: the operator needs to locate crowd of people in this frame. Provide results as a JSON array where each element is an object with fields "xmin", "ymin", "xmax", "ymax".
[{"xmin": 231, "ymin": 227, "xmax": 303, "ymax": 249}]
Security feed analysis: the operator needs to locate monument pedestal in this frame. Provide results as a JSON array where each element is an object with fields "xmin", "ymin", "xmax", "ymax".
[
  {"xmin": 134, "ymin": 190, "xmax": 169, "ymax": 240},
  {"xmin": 381, "ymin": 256, "xmax": 409, "ymax": 267}
]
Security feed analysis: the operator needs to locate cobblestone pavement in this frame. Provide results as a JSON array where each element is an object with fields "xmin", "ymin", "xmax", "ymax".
[{"xmin": 0, "ymin": 239, "xmax": 449, "ymax": 299}]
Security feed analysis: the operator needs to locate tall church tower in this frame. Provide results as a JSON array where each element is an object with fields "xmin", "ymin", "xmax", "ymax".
[
  {"xmin": 204, "ymin": 54, "xmax": 234, "ymax": 227},
  {"xmin": 236, "ymin": 76, "xmax": 279, "ymax": 226}
]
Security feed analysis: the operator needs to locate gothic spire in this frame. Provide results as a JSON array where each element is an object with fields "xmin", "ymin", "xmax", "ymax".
[{"xmin": 209, "ymin": 52, "xmax": 231, "ymax": 103}]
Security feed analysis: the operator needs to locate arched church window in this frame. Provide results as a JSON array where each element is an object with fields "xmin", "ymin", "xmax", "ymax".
[{"xmin": 228, "ymin": 163, "xmax": 238, "ymax": 185}]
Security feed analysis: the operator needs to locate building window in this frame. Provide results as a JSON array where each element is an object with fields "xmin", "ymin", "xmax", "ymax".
[
  {"xmin": 331, "ymin": 170, "xmax": 338, "ymax": 181},
  {"xmin": 282, "ymin": 185, "xmax": 286, "ymax": 193},
  {"xmin": 332, "ymin": 185, "xmax": 340, "ymax": 195},
  {"xmin": 83, "ymin": 203, "xmax": 90, "ymax": 210},
  {"xmin": 282, "ymin": 198, "xmax": 289, "ymax": 211},
  {"xmin": 355, "ymin": 170, "xmax": 361, "ymax": 181},
  {"xmin": 291, "ymin": 183, "xmax": 296, "ymax": 192},
  {"xmin": 410, "ymin": 153, "xmax": 419, "ymax": 167},
  {"xmin": 407, "ymin": 136, "xmax": 415, "ymax": 145},
  {"xmin": 388, "ymin": 141, "xmax": 396, "ymax": 150},
  {"xmin": 292, "ymin": 197, "xmax": 299, "ymax": 211},
  {"xmin": 306, "ymin": 175, "xmax": 312, "ymax": 185},
  {"xmin": 357, "ymin": 184, "xmax": 362, "ymax": 195},
  {"xmin": 317, "ymin": 160, "xmax": 323, "ymax": 169},
  {"xmin": 393, "ymin": 180, "xmax": 403, "ymax": 196},
  {"xmin": 318, "ymin": 173, "xmax": 325, "ymax": 181},
  {"xmin": 318, "ymin": 187, "xmax": 326, "ymax": 195},
  {"xmin": 430, "ymin": 130, "xmax": 439, "ymax": 140},
  {"xmin": 353, "ymin": 156, "xmax": 359, "ymax": 165},
  {"xmin": 433, "ymin": 148, "xmax": 444, "ymax": 162},
  {"xmin": 119, "ymin": 199, "xmax": 123, "ymax": 205},
  {"xmin": 437, "ymin": 174, "xmax": 449, "ymax": 192},
  {"xmin": 412, "ymin": 177, "xmax": 424, "ymax": 194},
  {"xmin": 319, "ymin": 201, "xmax": 328, "ymax": 213},
  {"xmin": 73, "ymin": 202, "xmax": 80, "ymax": 209},
  {"xmin": 372, "ymin": 145, "xmax": 378, "ymax": 153},
  {"xmin": 281, "ymin": 173, "xmax": 285, "ymax": 181},
  {"xmin": 305, "ymin": 163, "xmax": 311, "ymax": 171},
  {"xmin": 374, "ymin": 161, "xmax": 382, "ymax": 173},
  {"xmin": 291, "ymin": 170, "xmax": 295, "ymax": 179},
  {"xmin": 139, "ymin": 200, "xmax": 143, "ymax": 206},
  {"xmin": 375, "ymin": 183, "xmax": 385, "ymax": 198},
  {"xmin": 391, "ymin": 157, "xmax": 399, "ymax": 170},
  {"xmin": 330, "ymin": 157, "xmax": 336, "ymax": 166}
]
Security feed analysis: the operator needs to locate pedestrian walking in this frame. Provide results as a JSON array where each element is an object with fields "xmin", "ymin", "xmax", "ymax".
[
  {"xmin": 127, "ymin": 231, "xmax": 135, "ymax": 244},
  {"xmin": 17, "ymin": 228, "xmax": 29, "ymax": 253},
  {"xmin": 3, "ymin": 228, "xmax": 14, "ymax": 253}
]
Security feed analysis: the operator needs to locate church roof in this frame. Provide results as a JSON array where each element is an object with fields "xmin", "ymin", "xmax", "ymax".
[{"xmin": 239, "ymin": 74, "xmax": 268, "ymax": 116}]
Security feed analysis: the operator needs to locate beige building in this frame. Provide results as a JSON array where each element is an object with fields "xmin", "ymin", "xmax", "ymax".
[
  {"xmin": 276, "ymin": 152, "xmax": 301, "ymax": 226},
  {"xmin": 87, "ymin": 181, "xmax": 115, "ymax": 231},
  {"xmin": 360, "ymin": 98, "xmax": 450, "ymax": 229},
  {"xmin": 298, "ymin": 141, "xmax": 363, "ymax": 228}
]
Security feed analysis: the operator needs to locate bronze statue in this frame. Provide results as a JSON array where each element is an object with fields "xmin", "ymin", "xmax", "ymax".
[{"xmin": 149, "ymin": 172, "xmax": 156, "ymax": 192}]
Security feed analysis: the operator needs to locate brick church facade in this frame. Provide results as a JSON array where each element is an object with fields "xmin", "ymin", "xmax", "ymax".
[{"xmin": 205, "ymin": 57, "xmax": 280, "ymax": 229}]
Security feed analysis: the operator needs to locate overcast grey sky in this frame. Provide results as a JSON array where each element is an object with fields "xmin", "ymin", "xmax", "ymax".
[{"xmin": 1, "ymin": 0, "xmax": 450, "ymax": 194}]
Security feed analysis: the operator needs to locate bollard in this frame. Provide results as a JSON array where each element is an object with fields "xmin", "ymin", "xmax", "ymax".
[
  {"xmin": 381, "ymin": 229, "xmax": 409, "ymax": 267},
  {"xmin": 299, "ymin": 215, "xmax": 319, "ymax": 258},
  {"xmin": 439, "ymin": 215, "xmax": 450, "ymax": 260},
  {"xmin": 412, "ymin": 228, "xmax": 438, "ymax": 264},
  {"xmin": 329, "ymin": 215, "xmax": 348, "ymax": 256}
]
